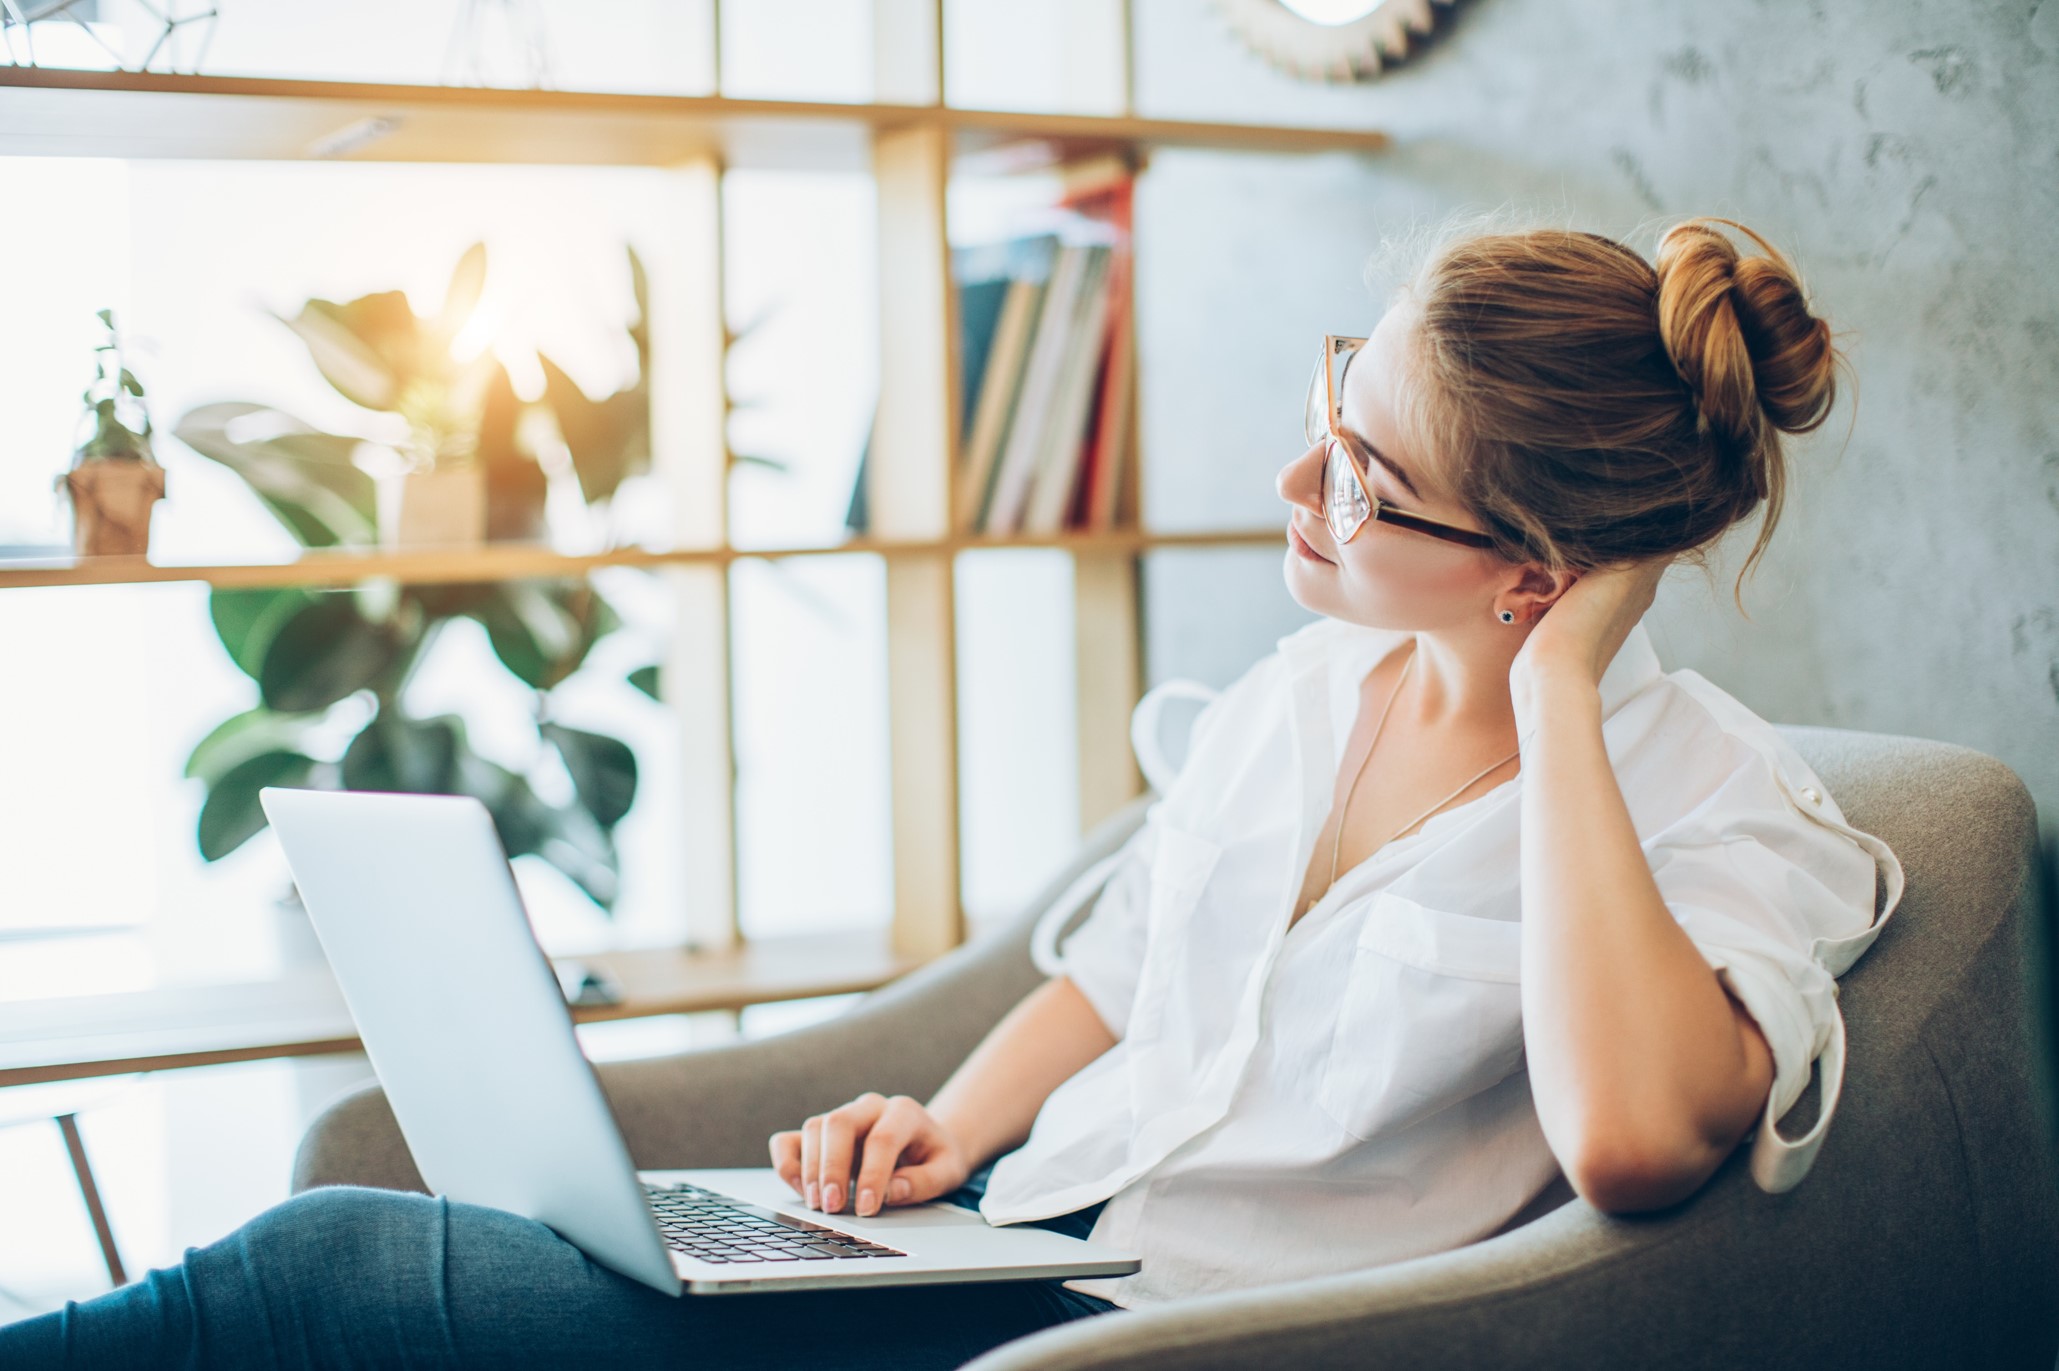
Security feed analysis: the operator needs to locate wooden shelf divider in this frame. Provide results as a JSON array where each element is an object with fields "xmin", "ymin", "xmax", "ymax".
[{"xmin": 0, "ymin": 66, "xmax": 1389, "ymax": 170}]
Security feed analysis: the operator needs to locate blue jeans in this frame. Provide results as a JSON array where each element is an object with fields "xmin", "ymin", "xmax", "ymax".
[{"xmin": 0, "ymin": 1161, "xmax": 1121, "ymax": 1369}]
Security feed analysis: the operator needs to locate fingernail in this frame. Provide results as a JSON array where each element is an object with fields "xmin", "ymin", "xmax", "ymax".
[
  {"xmin": 889, "ymin": 1178, "xmax": 910, "ymax": 1202},
  {"xmin": 857, "ymin": 1187, "xmax": 876, "ymax": 1216},
  {"xmin": 824, "ymin": 1184, "xmax": 842, "ymax": 1212},
  {"xmin": 805, "ymin": 1182, "xmax": 818, "ymax": 1209}
]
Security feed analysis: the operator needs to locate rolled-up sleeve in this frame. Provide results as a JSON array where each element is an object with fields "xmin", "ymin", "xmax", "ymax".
[
  {"xmin": 1057, "ymin": 813, "xmax": 1159, "ymax": 1040},
  {"xmin": 1643, "ymin": 744, "xmax": 1895, "ymax": 1192},
  {"xmin": 1058, "ymin": 678, "xmax": 1242, "ymax": 1041}
]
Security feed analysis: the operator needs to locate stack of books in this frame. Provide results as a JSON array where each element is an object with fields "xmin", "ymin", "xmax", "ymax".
[{"xmin": 847, "ymin": 159, "xmax": 1135, "ymax": 539}]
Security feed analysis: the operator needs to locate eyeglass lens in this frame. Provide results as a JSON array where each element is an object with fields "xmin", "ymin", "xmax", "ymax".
[{"xmin": 1307, "ymin": 339, "xmax": 1371, "ymax": 543}]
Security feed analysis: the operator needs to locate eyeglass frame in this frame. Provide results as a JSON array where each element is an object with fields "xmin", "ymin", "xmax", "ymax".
[{"xmin": 1306, "ymin": 334, "xmax": 1498, "ymax": 551}]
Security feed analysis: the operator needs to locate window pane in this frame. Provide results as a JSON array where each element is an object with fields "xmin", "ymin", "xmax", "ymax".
[
  {"xmin": 722, "ymin": 168, "xmax": 875, "ymax": 551},
  {"xmin": 728, "ymin": 553, "xmax": 891, "ymax": 940},
  {"xmin": 954, "ymin": 548, "xmax": 1078, "ymax": 935},
  {"xmin": 14, "ymin": 0, "xmax": 717, "ymax": 93}
]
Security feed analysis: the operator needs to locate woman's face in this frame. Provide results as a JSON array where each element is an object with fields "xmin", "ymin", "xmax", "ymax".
[{"xmin": 1276, "ymin": 301, "xmax": 1529, "ymax": 633}]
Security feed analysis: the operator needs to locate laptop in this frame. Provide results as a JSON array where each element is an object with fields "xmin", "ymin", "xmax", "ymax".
[{"xmin": 258, "ymin": 785, "xmax": 1141, "ymax": 1297}]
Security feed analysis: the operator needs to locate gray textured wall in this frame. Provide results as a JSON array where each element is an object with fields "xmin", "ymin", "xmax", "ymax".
[{"xmin": 1129, "ymin": 0, "xmax": 2059, "ymax": 861}]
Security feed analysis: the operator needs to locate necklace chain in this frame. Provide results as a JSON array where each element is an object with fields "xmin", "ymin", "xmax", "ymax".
[{"xmin": 1326, "ymin": 644, "xmax": 1524, "ymax": 892}]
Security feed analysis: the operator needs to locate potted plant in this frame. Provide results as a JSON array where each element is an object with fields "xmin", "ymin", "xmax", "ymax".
[
  {"xmin": 173, "ymin": 242, "xmax": 783, "ymax": 913},
  {"xmin": 57, "ymin": 309, "xmax": 166, "ymax": 557}
]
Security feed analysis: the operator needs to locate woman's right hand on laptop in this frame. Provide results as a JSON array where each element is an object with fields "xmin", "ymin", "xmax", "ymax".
[{"xmin": 770, "ymin": 1092, "xmax": 972, "ymax": 1220}]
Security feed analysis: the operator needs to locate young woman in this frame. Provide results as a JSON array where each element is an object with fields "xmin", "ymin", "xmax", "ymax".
[{"xmin": 0, "ymin": 215, "xmax": 1899, "ymax": 1368}]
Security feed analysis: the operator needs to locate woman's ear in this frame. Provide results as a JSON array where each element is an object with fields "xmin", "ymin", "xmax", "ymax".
[{"xmin": 1508, "ymin": 563, "xmax": 1579, "ymax": 623}]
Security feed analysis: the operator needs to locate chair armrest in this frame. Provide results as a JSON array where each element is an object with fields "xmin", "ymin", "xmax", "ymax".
[{"xmin": 292, "ymin": 793, "xmax": 1156, "ymax": 1193}]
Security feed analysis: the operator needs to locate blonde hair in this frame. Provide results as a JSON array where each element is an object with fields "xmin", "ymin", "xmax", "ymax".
[{"xmin": 1378, "ymin": 213, "xmax": 1844, "ymax": 602}]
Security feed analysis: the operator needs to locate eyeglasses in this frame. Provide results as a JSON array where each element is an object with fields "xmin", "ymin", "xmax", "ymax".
[{"xmin": 1303, "ymin": 335, "xmax": 1496, "ymax": 550}]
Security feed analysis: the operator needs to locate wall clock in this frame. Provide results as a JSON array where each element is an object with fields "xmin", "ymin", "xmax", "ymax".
[{"xmin": 1213, "ymin": 0, "xmax": 1455, "ymax": 82}]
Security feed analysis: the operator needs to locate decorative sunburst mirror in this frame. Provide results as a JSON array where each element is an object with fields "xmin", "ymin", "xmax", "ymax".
[{"xmin": 1213, "ymin": 0, "xmax": 1457, "ymax": 82}]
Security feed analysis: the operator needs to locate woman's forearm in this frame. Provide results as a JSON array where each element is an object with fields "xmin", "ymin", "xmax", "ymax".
[
  {"xmin": 925, "ymin": 974, "xmax": 1118, "ymax": 1171},
  {"xmin": 1517, "ymin": 677, "xmax": 1773, "ymax": 1210}
]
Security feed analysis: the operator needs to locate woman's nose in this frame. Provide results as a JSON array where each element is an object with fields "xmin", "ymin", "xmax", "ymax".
[{"xmin": 1277, "ymin": 440, "xmax": 1325, "ymax": 510}]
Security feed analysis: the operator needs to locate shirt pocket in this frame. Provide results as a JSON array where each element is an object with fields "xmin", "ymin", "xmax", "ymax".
[
  {"xmin": 1123, "ymin": 823, "xmax": 1223, "ymax": 1050},
  {"xmin": 1316, "ymin": 891, "xmax": 1526, "ymax": 1142}
]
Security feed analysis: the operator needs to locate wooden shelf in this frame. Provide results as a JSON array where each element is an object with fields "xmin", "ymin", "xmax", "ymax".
[
  {"xmin": 0, "ymin": 526, "xmax": 1287, "ymax": 591},
  {"xmin": 0, "ymin": 931, "xmax": 924, "ymax": 1088},
  {"xmin": 0, "ymin": 68, "xmax": 1390, "ymax": 170}
]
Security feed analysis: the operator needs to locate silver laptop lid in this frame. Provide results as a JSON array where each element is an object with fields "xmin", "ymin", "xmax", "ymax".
[{"xmin": 259, "ymin": 786, "xmax": 679, "ymax": 1295}]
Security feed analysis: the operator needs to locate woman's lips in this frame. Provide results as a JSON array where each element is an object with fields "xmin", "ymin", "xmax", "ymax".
[{"xmin": 1289, "ymin": 522, "xmax": 1331, "ymax": 563}]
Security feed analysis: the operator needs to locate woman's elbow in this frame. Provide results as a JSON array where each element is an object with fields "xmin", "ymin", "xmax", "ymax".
[{"xmin": 1563, "ymin": 1131, "xmax": 1729, "ymax": 1215}]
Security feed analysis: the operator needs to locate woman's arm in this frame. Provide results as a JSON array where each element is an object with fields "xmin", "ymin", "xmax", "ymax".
[
  {"xmin": 1512, "ymin": 565, "xmax": 1776, "ymax": 1214},
  {"xmin": 773, "ymin": 973, "xmax": 1117, "ymax": 1218},
  {"xmin": 926, "ymin": 973, "xmax": 1118, "ymax": 1169}
]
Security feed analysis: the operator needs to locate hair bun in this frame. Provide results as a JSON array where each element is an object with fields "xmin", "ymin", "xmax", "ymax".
[{"xmin": 1655, "ymin": 217, "xmax": 1838, "ymax": 444}]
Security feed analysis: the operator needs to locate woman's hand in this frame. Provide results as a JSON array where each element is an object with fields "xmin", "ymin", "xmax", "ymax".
[
  {"xmin": 1510, "ymin": 558, "xmax": 1669, "ymax": 725},
  {"xmin": 769, "ymin": 1092, "xmax": 974, "ymax": 1219}
]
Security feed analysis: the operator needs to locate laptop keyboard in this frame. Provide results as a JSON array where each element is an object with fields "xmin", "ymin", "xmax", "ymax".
[{"xmin": 644, "ymin": 1181, "xmax": 907, "ymax": 1264}]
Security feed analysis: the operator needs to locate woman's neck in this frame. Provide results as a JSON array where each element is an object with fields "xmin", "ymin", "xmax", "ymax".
[{"xmin": 1391, "ymin": 625, "xmax": 1526, "ymax": 735}]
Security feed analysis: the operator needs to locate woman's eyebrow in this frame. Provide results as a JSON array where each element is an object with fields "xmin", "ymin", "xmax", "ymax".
[{"xmin": 1341, "ymin": 424, "xmax": 1422, "ymax": 500}]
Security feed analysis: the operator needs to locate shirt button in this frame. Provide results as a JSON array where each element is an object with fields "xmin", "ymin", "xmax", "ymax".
[{"xmin": 1801, "ymin": 787, "xmax": 1823, "ymax": 805}]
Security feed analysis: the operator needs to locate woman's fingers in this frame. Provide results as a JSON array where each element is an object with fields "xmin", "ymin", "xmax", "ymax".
[
  {"xmin": 849, "ymin": 1096, "xmax": 922, "ymax": 1217},
  {"xmin": 888, "ymin": 1157, "xmax": 958, "ymax": 1207},
  {"xmin": 812, "ymin": 1092, "xmax": 887, "ymax": 1213},
  {"xmin": 798, "ymin": 1116, "xmax": 821, "ymax": 1209},
  {"xmin": 769, "ymin": 1130, "xmax": 803, "ymax": 1195}
]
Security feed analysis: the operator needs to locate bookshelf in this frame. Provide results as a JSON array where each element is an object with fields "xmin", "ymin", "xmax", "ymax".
[{"xmin": 0, "ymin": 5, "xmax": 1387, "ymax": 1039}]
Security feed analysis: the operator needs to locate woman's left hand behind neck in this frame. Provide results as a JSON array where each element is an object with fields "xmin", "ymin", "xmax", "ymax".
[{"xmin": 1509, "ymin": 558, "xmax": 1670, "ymax": 725}]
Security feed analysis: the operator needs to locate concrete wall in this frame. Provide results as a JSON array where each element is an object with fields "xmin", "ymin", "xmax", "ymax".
[{"xmin": 1128, "ymin": 0, "xmax": 2059, "ymax": 865}]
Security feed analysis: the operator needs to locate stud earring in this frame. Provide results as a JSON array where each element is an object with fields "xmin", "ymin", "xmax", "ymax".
[{"xmin": 1497, "ymin": 609, "xmax": 1516, "ymax": 624}]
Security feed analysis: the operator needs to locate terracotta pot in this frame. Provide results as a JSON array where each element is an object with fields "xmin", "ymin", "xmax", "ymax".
[
  {"xmin": 378, "ymin": 466, "xmax": 487, "ymax": 550},
  {"xmin": 61, "ymin": 460, "xmax": 166, "ymax": 557}
]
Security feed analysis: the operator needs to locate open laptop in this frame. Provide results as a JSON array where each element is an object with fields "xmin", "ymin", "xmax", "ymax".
[{"xmin": 257, "ymin": 785, "xmax": 1140, "ymax": 1297}]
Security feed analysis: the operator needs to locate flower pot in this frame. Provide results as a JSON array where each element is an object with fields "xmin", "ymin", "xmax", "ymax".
[
  {"xmin": 378, "ymin": 466, "xmax": 487, "ymax": 550},
  {"xmin": 60, "ymin": 460, "xmax": 166, "ymax": 557}
]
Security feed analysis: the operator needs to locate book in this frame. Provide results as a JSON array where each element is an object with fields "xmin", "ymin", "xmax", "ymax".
[
  {"xmin": 848, "ymin": 236, "xmax": 1051, "ymax": 537},
  {"xmin": 954, "ymin": 236, "xmax": 1058, "ymax": 533},
  {"xmin": 1022, "ymin": 244, "xmax": 1114, "ymax": 535},
  {"xmin": 1080, "ymin": 284, "xmax": 1134, "ymax": 530},
  {"xmin": 1068, "ymin": 173, "xmax": 1135, "ymax": 531},
  {"xmin": 981, "ymin": 239, "xmax": 1096, "ymax": 535}
]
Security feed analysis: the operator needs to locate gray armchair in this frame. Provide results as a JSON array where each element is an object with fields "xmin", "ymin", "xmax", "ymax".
[{"xmin": 293, "ymin": 727, "xmax": 2059, "ymax": 1369}]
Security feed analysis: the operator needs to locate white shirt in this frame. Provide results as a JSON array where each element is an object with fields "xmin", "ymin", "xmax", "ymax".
[{"xmin": 980, "ymin": 615, "xmax": 1904, "ymax": 1309}]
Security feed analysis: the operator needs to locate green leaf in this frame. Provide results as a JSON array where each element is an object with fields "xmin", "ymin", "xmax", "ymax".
[
  {"xmin": 477, "ymin": 361, "xmax": 549, "ymax": 542},
  {"xmin": 537, "ymin": 353, "xmax": 650, "ymax": 506},
  {"xmin": 185, "ymin": 706, "xmax": 321, "ymax": 784},
  {"xmin": 209, "ymin": 586, "xmax": 319, "ymax": 680},
  {"xmin": 439, "ymin": 242, "xmax": 488, "ymax": 342},
  {"xmin": 259, "ymin": 593, "xmax": 409, "ymax": 714},
  {"xmin": 197, "ymin": 749, "xmax": 315, "ymax": 861},
  {"xmin": 450, "ymin": 750, "xmax": 621, "ymax": 911},
  {"xmin": 76, "ymin": 398, "xmax": 153, "ymax": 463},
  {"xmin": 174, "ymin": 402, "xmax": 376, "ymax": 548},
  {"xmin": 541, "ymin": 722, "xmax": 638, "ymax": 829},
  {"xmin": 469, "ymin": 579, "xmax": 619, "ymax": 691},
  {"xmin": 341, "ymin": 712, "xmax": 465, "ymax": 795},
  {"xmin": 277, "ymin": 296, "xmax": 409, "ymax": 411},
  {"xmin": 627, "ymin": 664, "xmax": 660, "ymax": 700},
  {"xmin": 625, "ymin": 245, "xmax": 650, "ymax": 366}
]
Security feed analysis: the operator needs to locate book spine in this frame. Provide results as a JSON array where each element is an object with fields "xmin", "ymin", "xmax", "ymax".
[
  {"xmin": 984, "ymin": 243, "xmax": 1089, "ymax": 535},
  {"xmin": 1085, "ymin": 292, "xmax": 1135, "ymax": 531},
  {"xmin": 954, "ymin": 276, "xmax": 1044, "ymax": 533},
  {"xmin": 1023, "ymin": 246, "xmax": 1114, "ymax": 536}
]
